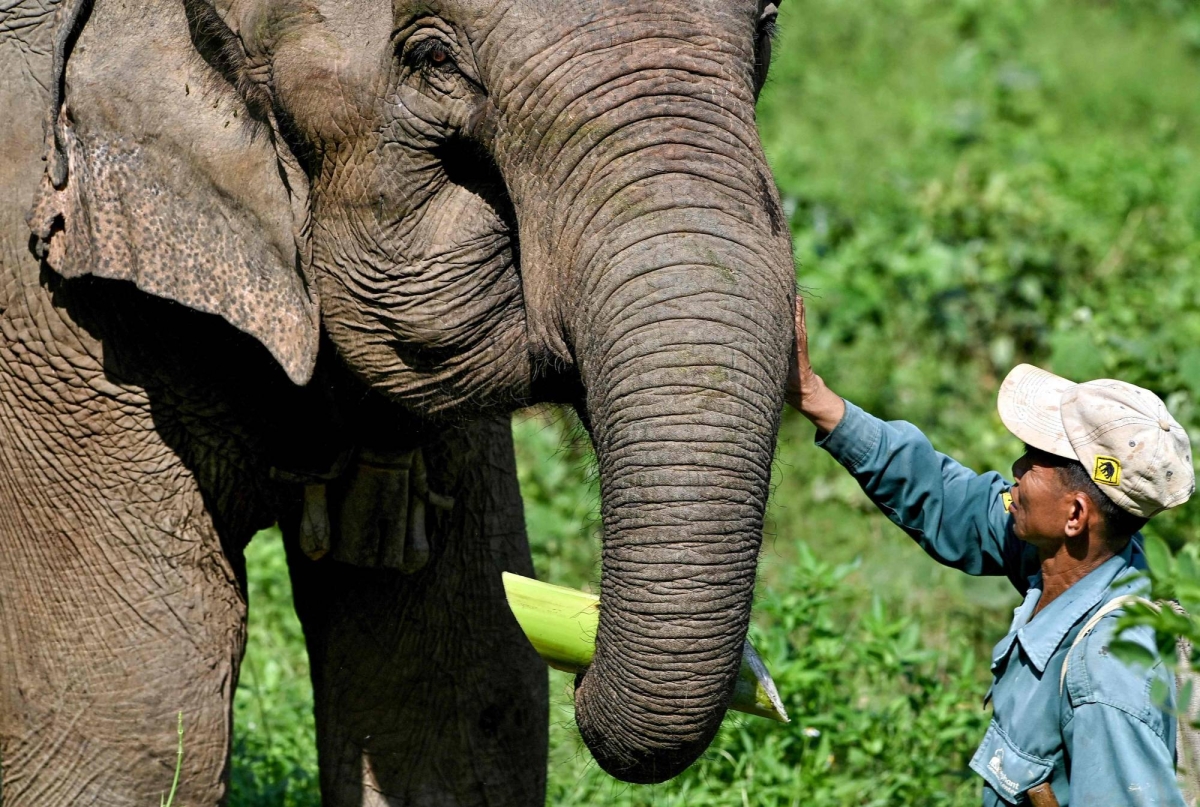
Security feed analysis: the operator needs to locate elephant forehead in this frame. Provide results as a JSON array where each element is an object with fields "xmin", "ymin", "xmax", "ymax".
[
  {"xmin": 268, "ymin": 1, "xmax": 394, "ymax": 130},
  {"xmin": 223, "ymin": 0, "xmax": 388, "ymax": 54},
  {"xmin": 472, "ymin": 0, "xmax": 757, "ymax": 74}
]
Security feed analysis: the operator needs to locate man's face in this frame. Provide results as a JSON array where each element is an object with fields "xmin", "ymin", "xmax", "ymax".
[{"xmin": 1009, "ymin": 447, "xmax": 1075, "ymax": 547}]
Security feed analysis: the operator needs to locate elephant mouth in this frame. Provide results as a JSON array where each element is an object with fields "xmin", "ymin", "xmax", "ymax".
[
  {"xmin": 409, "ymin": 137, "xmax": 585, "ymax": 410},
  {"xmin": 435, "ymin": 136, "xmax": 520, "ymax": 256}
]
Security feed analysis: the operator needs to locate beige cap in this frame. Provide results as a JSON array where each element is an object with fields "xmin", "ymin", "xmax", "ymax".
[{"xmin": 997, "ymin": 364, "xmax": 1195, "ymax": 518}]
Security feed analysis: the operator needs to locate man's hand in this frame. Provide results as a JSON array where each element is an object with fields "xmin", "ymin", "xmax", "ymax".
[
  {"xmin": 786, "ymin": 297, "xmax": 846, "ymax": 433},
  {"xmin": 784, "ymin": 296, "xmax": 815, "ymax": 410}
]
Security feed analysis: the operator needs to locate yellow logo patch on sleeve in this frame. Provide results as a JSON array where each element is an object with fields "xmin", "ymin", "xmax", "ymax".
[
  {"xmin": 1001, "ymin": 491, "xmax": 1013, "ymax": 513},
  {"xmin": 1092, "ymin": 455, "xmax": 1122, "ymax": 486}
]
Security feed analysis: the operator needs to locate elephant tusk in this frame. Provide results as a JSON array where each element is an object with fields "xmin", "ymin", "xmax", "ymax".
[{"xmin": 501, "ymin": 572, "xmax": 789, "ymax": 723}]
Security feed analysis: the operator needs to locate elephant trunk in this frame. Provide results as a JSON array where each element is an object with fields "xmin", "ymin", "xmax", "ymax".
[
  {"xmin": 493, "ymin": 16, "xmax": 794, "ymax": 779},
  {"xmin": 518, "ymin": 139, "xmax": 790, "ymax": 787},
  {"xmin": 569, "ymin": 197, "xmax": 789, "ymax": 782}
]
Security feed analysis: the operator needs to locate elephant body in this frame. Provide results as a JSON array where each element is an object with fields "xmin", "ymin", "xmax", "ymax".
[{"xmin": 0, "ymin": 0, "xmax": 792, "ymax": 803}]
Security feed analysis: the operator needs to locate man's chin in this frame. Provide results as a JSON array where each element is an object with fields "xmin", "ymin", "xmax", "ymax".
[{"xmin": 1015, "ymin": 529, "xmax": 1055, "ymax": 553}]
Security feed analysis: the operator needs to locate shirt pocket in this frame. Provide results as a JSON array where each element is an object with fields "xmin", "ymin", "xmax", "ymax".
[{"xmin": 969, "ymin": 721, "xmax": 1054, "ymax": 804}]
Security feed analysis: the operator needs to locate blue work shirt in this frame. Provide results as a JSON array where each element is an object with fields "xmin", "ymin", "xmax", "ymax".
[{"xmin": 816, "ymin": 401, "xmax": 1183, "ymax": 806}]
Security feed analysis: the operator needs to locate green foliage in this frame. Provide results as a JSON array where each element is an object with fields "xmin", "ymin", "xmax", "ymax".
[
  {"xmin": 761, "ymin": 0, "xmax": 1200, "ymax": 548},
  {"xmin": 1116, "ymin": 535, "xmax": 1200, "ymax": 682},
  {"xmin": 512, "ymin": 411, "xmax": 601, "ymax": 588},
  {"xmin": 230, "ymin": 530, "xmax": 320, "ymax": 807},
  {"xmin": 541, "ymin": 543, "xmax": 988, "ymax": 807}
]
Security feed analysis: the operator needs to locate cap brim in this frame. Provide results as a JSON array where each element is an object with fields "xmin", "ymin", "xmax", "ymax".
[{"xmin": 997, "ymin": 364, "xmax": 1078, "ymax": 460}]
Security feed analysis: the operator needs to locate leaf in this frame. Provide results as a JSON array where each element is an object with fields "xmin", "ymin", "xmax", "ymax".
[
  {"xmin": 1178, "ymin": 549, "xmax": 1200, "ymax": 584},
  {"xmin": 1142, "ymin": 534, "xmax": 1176, "ymax": 583},
  {"xmin": 1151, "ymin": 678, "xmax": 1171, "ymax": 709},
  {"xmin": 1109, "ymin": 639, "xmax": 1158, "ymax": 669}
]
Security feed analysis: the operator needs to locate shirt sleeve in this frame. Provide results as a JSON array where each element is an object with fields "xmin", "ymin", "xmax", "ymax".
[
  {"xmin": 816, "ymin": 400, "xmax": 1030, "ymax": 586},
  {"xmin": 1063, "ymin": 702, "xmax": 1186, "ymax": 806}
]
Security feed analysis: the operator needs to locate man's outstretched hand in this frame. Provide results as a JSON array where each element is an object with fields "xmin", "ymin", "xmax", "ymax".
[
  {"xmin": 784, "ymin": 297, "xmax": 815, "ymax": 409},
  {"xmin": 785, "ymin": 297, "xmax": 846, "ymax": 434}
]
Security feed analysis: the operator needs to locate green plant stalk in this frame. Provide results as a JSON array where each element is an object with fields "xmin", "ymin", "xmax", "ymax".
[
  {"xmin": 502, "ymin": 572, "xmax": 789, "ymax": 723},
  {"xmin": 161, "ymin": 711, "xmax": 183, "ymax": 807}
]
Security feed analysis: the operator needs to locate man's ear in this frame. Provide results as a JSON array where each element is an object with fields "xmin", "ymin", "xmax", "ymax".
[
  {"xmin": 27, "ymin": 0, "xmax": 318, "ymax": 385},
  {"xmin": 1064, "ymin": 492, "xmax": 1090, "ymax": 539}
]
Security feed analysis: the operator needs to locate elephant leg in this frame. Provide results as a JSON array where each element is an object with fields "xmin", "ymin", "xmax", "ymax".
[
  {"xmin": 286, "ymin": 416, "xmax": 548, "ymax": 807},
  {"xmin": 0, "ymin": 461, "xmax": 248, "ymax": 806},
  {"xmin": 0, "ymin": 281, "xmax": 280, "ymax": 806}
]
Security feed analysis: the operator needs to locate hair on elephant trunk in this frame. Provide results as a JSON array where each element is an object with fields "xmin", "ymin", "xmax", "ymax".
[
  {"xmin": 490, "ymin": 60, "xmax": 794, "ymax": 779},
  {"xmin": 566, "ymin": 266, "xmax": 787, "ymax": 781},
  {"xmin": 570, "ymin": 425, "xmax": 771, "ymax": 782}
]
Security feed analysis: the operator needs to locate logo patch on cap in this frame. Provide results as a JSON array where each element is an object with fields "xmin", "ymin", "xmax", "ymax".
[{"xmin": 1092, "ymin": 455, "xmax": 1122, "ymax": 487}]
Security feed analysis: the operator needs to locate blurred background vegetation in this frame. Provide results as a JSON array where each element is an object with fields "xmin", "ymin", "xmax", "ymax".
[{"xmin": 230, "ymin": 0, "xmax": 1200, "ymax": 803}]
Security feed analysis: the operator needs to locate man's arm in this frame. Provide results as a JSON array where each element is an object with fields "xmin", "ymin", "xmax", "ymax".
[
  {"xmin": 788, "ymin": 299, "xmax": 1027, "ymax": 582},
  {"xmin": 1063, "ymin": 703, "xmax": 1185, "ymax": 805}
]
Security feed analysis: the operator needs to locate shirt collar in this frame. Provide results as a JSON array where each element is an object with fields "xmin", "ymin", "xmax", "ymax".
[{"xmin": 1006, "ymin": 539, "xmax": 1144, "ymax": 674}]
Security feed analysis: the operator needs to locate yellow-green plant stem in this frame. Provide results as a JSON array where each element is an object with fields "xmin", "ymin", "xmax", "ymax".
[
  {"xmin": 161, "ymin": 711, "xmax": 183, "ymax": 807},
  {"xmin": 502, "ymin": 572, "xmax": 789, "ymax": 723}
]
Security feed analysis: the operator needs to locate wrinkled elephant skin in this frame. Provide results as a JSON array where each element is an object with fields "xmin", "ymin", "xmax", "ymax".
[{"xmin": 0, "ymin": 0, "xmax": 793, "ymax": 803}]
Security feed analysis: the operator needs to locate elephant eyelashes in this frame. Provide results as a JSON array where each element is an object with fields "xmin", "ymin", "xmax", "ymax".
[
  {"xmin": 754, "ymin": 4, "xmax": 779, "ymax": 95},
  {"xmin": 758, "ymin": 6, "xmax": 777, "ymax": 41},
  {"xmin": 405, "ymin": 38, "xmax": 457, "ymax": 74}
]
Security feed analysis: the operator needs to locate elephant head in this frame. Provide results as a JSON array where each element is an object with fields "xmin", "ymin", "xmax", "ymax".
[{"xmin": 29, "ymin": 0, "xmax": 793, "ymax": 783}]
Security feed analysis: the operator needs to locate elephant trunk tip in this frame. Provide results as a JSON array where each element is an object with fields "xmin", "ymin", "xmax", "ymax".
[{"xmin": 572, "ymin": 659, "xmax": 729, "ymax": 784}]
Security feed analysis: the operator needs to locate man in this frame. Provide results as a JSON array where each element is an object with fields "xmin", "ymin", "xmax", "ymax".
[{"xmin": 787, "ymin": 300, "xmax": 1194, "ymax": 805}]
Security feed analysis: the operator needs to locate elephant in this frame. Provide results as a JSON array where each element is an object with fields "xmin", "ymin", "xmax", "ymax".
[{"xmin": 0, "ymin": 0, "xmax": 794, "ymax": 803}]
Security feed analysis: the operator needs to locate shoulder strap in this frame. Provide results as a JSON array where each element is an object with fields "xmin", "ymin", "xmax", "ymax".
[
  {"xmin": 1059, "ymin": 595, "xmax": 1158, "ymax": 695},
  {"xmin": 1055, "ymin": 597, "xmax": 1200, "ymax": 786}
]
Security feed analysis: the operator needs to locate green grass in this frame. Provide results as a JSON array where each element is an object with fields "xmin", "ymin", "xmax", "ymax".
[
  {"xmin": 161, "ymin": 712, "xmax": 184, "ymax": 807},
  {"xmin": 229, "ymin": 532, "xmax": 318, "ymax": 807},
  {"xmin": 518, "ymin": 413, "xmax": 1005, "ymax": 807},
  {"xmin": 229, "ymin": 1, "xmax": 1200, "ymax": 803}
]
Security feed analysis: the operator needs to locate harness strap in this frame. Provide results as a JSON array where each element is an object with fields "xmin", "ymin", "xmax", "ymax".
[
  {"xmin": 1058, "ymin": 595, "xmax": 1158, "ymax": 696},
  {"xmin": 1054, "ymin": 595, "xmax": 1200, "ymax": 797}
]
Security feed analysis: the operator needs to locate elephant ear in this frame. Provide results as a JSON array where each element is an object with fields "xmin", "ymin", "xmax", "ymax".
[{"xmin": 27, "ymin": 0, "xmax": 318, "ymax": 385}]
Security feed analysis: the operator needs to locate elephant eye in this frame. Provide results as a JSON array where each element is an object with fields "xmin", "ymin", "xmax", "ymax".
[
  {"xmin": 406, "ymin": 38, "xmax": 457, "ymax": 73},
  {"xmin": 757, "ymin": 5, "xmax": 779, "ymax": 42},
  {"xmin": 754, "ymin": 3, "xmax": 779, "ymax": 96}
]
